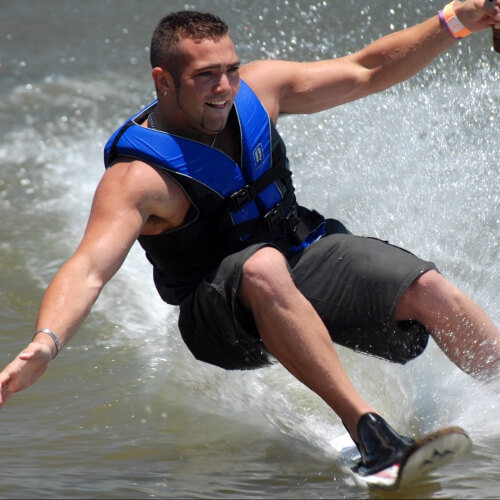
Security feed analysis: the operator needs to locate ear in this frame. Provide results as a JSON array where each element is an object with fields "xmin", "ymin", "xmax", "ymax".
[{"xmin": 152, "ymin": 67, "xmax": 172, "ymax": 96}]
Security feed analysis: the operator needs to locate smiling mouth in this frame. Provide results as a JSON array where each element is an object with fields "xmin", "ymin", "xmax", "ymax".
[{"xmin": 205, "ymin": 100, "xmax": 229, "ymax": 109}]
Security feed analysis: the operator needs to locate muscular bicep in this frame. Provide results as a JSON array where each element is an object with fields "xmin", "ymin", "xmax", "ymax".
[
  {"xmin": 240, "ymin": 58, "xmax": 372, "ymax": 120},
  {"xmin": 73, "ymin": 162, "xmax": 157, "ymax": 286}
]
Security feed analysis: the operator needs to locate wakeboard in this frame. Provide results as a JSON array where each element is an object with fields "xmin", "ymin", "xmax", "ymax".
[{"xmin": 332, "ymin": 426, "xmax": 472, "ymax": 489}]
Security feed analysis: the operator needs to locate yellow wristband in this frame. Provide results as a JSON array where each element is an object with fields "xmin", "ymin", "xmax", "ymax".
[{"xmin": 439, "ymin": 2, "xmax": 472, "ymax": 39}]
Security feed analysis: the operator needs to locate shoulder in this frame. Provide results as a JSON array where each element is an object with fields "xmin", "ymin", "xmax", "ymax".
[
  {"xmin": 240, "ymin": 60, "xmax": 303, "ymax": 121},
  {"xmin": 104, "ymin": 157, "xmax": 164, "ymax": 185},
  {"xmin": 99, "ymin": 159, "xmax": 166, "ymax": 204},
  {"xmin": 96, "ymin": 159, "xmax": 190, "ymax": 233}
]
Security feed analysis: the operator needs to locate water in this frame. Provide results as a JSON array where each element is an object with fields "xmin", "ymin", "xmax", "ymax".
[{"xmin": 0, "ymin": 0, "xmax": 498, "ymax": 498}]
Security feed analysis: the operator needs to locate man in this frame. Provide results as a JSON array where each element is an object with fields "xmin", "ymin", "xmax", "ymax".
[{"xmin": 0, "ymin": 0, "xmax": 498, "ymax": 476}]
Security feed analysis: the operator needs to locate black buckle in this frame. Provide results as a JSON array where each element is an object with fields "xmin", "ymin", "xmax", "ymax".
[
  {"xmin": 228, "ymin": 186, "xmax": 253, "ymax": 211},
  {"xmin": 263, "ymin": 204, "xmax": 282, "ymax": 228},
  {"xmin": 283, "ymin": 205, "xmax": 300, "ymax": 233}
]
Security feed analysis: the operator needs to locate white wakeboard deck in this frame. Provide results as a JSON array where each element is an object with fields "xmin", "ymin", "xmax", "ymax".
[{"xmin": 332, "ymin": 426, "xmax": 472, "ymax": 489}]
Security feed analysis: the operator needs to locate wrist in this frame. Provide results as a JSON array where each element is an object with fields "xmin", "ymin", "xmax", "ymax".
[
  {"xmin": 439, "ymin": 2, "xmax": 473, "ymax": 39},
  {"xmin": 28, "ymin": 340, "xmax": 54, "ymax": 362},
  {"xmin": 32, "ymin": 328, "xmax": 61, "ymax": 359}
]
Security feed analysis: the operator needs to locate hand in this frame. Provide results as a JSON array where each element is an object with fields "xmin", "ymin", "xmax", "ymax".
[
  {"xmin": 455, "ymin": 0, "xmax": 500, "ymax": 32},
  {"xmin": 0, "ymin": 342, "xmax": 52, "ymax": 409}
]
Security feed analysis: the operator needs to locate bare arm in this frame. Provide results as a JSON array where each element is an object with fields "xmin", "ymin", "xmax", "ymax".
[
  {"xmin": 0, "ymin": 160, "xmax": 177, "ymax": 407},
  {"xmin": 34, "ymin": 167, "xmax": 147, "ymax": 350},
  {"xmin": 241, "ymin": 0, "xmax": 499, "ymax": 120}
]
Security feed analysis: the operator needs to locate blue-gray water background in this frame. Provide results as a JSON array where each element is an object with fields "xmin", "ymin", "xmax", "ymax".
[{"xmin": 0, "ymin": 1, "xmax": 498, "ymax": 498}]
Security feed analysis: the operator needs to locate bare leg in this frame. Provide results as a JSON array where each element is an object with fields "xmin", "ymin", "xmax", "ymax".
[
  {"xmin": 239, "ymin": 247, "xmax": 375, "ymax": 440},
  {"xmin": 396, "ymin": 270, "xmax": 500, "ymax": 379}
]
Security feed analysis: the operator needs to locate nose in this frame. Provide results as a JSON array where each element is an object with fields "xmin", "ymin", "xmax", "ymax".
[{"xmin": 214, "ymin": 72, "xmax": 233, "ymax": 94}]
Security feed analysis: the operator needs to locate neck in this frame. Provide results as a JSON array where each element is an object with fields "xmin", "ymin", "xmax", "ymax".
[{"xmin": 149, "ymin": 107, "xmax": 221, "ymax": 147}]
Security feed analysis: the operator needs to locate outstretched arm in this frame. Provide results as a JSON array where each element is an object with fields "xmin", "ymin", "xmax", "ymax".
[
  {"xmin": 0, "ymin": 161, "xmax": 161, "ymax": 408},
  {"xmin": 241, "ymin": 0, "xmax": 499, "ymax": 120}
]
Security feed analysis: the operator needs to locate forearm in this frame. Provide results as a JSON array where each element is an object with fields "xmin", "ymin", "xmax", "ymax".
[
  {"xmin": 352, "ymin": 0, "xmax": 498, "ymax": 95},
  {"xmin": 32, "ymin": 257, "xmax": 104, "ymax": 357},
  {"xmin": 351, "ymin": 15, "xmax": 455, "ymax": 95}
]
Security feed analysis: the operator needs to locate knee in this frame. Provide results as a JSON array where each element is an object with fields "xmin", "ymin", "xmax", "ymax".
[{"xmin": 240, "ymin": 247, "xmax": 291, "ymax": 306}]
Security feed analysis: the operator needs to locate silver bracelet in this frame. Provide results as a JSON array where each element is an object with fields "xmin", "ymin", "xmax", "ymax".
[{"xmin": 33, "ymin": 328, "xmax": 61, "ymax": 356}]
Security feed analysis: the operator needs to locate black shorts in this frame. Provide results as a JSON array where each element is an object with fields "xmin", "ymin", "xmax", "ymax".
[{"xmin": 178, "ymin": 222, "xmax": 437, "ymax": 370}]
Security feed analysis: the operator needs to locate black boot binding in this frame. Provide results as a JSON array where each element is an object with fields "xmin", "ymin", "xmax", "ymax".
[{"xmin": 352, "ymin": 413, "xmax": 415, "ymax": 476}]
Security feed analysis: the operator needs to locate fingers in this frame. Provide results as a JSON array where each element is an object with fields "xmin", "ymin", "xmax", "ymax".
[
  {"xmin": 484, "ymin": 0, "xmax": 500, "ymax": 21},
  {"xmin": 0, "ymin": 344, "xmax": 52, "ymax": 410},
  {"xmin": 484, "ymin": 0, "xmax": 499, "ymax": 12},
  {"xmin": 0, "ymin": 373, "xmax": 13, "ymax": 408},
  {"xmin": 0, "ymin": 387, "xmax": 12, "ymax": 407}
]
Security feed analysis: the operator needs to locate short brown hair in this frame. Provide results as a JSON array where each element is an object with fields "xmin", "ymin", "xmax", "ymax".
[{"xmin": 150, "ymin": 11, "xmax": 229, "ymax": 79}]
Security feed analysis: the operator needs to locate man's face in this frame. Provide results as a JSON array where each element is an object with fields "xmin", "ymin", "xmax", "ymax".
[{"xmin": 172, "ymin": 35, "xmax": 240, "ymax": 138}]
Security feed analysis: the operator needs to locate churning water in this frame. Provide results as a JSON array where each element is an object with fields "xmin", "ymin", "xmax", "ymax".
[{"xmin": 0, "ymin": 1, "xmax": 498, "ymax": 498}]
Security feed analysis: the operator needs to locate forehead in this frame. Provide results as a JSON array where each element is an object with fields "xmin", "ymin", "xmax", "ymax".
[{"xmin": 177, "ymin": 35, "xmax": 238, "ymax": 70}]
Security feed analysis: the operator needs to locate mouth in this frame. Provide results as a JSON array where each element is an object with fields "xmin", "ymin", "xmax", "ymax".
[{"xmin": 205, "ymin": 99, "xmax": 229, "ymax": 110}]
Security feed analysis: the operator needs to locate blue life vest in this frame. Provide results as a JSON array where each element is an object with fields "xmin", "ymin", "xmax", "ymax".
[
  {"xmin": 104, "ymin": 80, "xmax": 324, "ymax": 251},
  {"xmin": 103, "ymin": 80, "xmax": 325, "ymax": 303}
]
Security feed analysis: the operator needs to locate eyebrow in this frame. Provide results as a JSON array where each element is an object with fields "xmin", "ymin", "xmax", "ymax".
[{"xmin": 194, "ymin": 61, "xmax": 241, "ymax": 72}]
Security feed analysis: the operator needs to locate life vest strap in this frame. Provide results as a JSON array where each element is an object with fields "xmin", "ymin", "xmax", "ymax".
[
  {"xmin": 228, "ymin": 165, "xmax": 292, "ymax": 212},
  {"xmin": 239, "ymin": 201, "xmax": 325, "ymax": 249}
]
